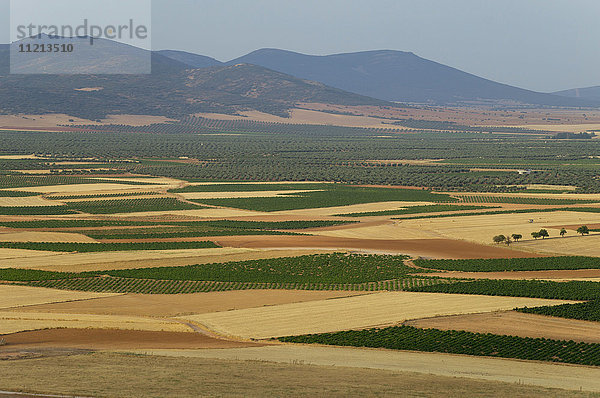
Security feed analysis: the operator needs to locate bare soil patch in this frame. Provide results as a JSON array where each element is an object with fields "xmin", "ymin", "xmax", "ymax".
[
  {"xmin": 1, "ymin": 328, "xmax": 258, "ymax": 350},
  {"xmin": 406, "ymin": 311, "xmax": 600, "ymax": 343},
  {"xmin": 213, "ymin": 235, "xmax": 543, "ymax": 259}
]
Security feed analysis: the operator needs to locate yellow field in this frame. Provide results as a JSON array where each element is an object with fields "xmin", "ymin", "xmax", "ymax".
[
  {"xmin": 517, "ymin": 234, "xmax": 600, "ymax": 256},
  {"xmin": 0, "ymin": 248, "xmax": 337, "ymax": 272},
  {"xmin": 0, "ymin": 248, "xmax": 64, "ymax": 259},
  {"xmin": 310, "ymin": 211, "xmax": 600, "ymax": 255},
  {"xmin": 0, "ymin": 197, "xmax": 64, "ymax": 207},
  {"xmin": 0, "ymin": 231, "xmax": 96, "ymax": 243},
  {"xmin": 0, "ymin": 311, "xmax": 189, "ymax": 334},
  {"xmin": 0, "ymin": 285, "xmax": 119, "ymax": 309},
  {"xmin": 137, "ymin": 346, "xmax": 600, "ymax": 393},
  {"xmin": 181, "ymin": 292, "xmax": 574, "ymax": 339},
  {"xmin": 274, "ymin": 201, "xmax": 436, "ymax": 217}
]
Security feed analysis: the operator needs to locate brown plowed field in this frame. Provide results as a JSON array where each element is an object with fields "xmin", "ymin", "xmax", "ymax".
[
  {"xmin": 1, "ymin": 328, "xmax": 260, "ymax": 350},
  {"xmin": 212, "ymin": 236, "xmax": 544, "ymax": 259},
  {"xmin": 406, "ymin": 311, "xmax": 600, "ymax": 343}
]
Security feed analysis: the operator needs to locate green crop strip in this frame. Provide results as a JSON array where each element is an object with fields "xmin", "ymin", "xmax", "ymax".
[{"xmin": 278, "ymin": 326, "xmax": 600, "ymax": 367}]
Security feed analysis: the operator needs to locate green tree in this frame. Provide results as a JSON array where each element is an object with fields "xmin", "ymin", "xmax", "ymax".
[
  {"xmin": 538, "ymin": 229, "xmax": 549, "ymax": 239},
  {"xmin": 493, "ymin": 235, "xmax": 506, "ymax": 244},
  {"xmin": 511, "ymin": 234, "xmax": 522, "ymax": 242},
  {"xmin": 577, "ymin": 226, "xmax": 590, "ymax": 236},
  {"xmin": 531, "ymin": 232, "xmax": 540, "ymax": 240},
  {"xmin": 560, "ymin": 228, "xmax": 567, "ymax": 238}
]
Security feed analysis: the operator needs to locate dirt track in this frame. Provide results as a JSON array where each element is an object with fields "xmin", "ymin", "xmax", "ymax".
[
  {"xmin": 212, "ymin": 236, "xmax": 544, "ymax": 259},
  {"xmin": 406, "ymin": 311, "xmax": 600, "ymax": 343},
  {"xmin": 1, "ymin": 328, "xmax": 259, "ymax": 350}
]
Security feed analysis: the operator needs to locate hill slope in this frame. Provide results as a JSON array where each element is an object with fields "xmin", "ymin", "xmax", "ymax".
[
  {"xmin": 0, "ymin": 40, "xmax": 389, "ymax": 119},
  {"xmin": 156, "ymin": 50, "xmax": 224, "ymax": 68},
  {"xmin": 230, "ymin": 49, "xmax": 597, "ymax": 107},
  {"xmin": 554, "ymin": 86, "xmax": 600, "ymax": 102}
]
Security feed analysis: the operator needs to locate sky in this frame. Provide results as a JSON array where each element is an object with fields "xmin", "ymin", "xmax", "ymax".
[{"xmin": 1, "ymin": 0, "xmax": 598, "ymax": 92}]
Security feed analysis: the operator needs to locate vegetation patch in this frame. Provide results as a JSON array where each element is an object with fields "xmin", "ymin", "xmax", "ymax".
[
  {"xmin": 0, "ymin": 241, "xmax": 219, "ymax": 252},
  {"xmin": 517, "ymin": 300, "xmax": 600, "ymax": 322},
  {"xmin": 194, "ymin": 186, "xmax": 457, "ymax": 212},
  {"xmin": 278, "ymin": 326, "xmax": 600, "ymax": 366},
  {"xmin": 170, "ymin": 183, "xmax": 332, "ymax": 193},
  {"xmin": 337, "ymin": 204, "xmax": 497, "ymax": 217},
  {"xmin": 414, "ymin": 256, "xmax": 600, "ymax": 272},
  {"xmin": 408, "ymin": 279, "xmax": 600, "ymax": 301}
]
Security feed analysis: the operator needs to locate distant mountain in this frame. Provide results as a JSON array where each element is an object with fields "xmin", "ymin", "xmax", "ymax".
[
  {"xmin": 0, "ymin": 39, "xmax": 388, "ymax": 120},
  {"xmin": 156, "ymin": 50, "xmax": 223, "ymax": 68},
  {"xmin": 229, "ymin": 49, "xmax": 598, "ymax": 107},
  {"xmin": 554, "ymin": 86, "xmax": 600, "ymax": 102}
]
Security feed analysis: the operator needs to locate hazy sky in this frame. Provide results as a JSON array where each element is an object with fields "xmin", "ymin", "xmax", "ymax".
[{"xmin": 1, "ymin": 0, "xmax": 598, "ymax": 92}]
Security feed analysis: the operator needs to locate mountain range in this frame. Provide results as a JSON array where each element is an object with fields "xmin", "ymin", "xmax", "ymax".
[{"xmin": 0, "ymin": 37, "xmax": 598, "ymax": 121}]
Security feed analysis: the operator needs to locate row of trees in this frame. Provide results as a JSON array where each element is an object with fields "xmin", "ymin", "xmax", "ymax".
[{"xmin": 493, "ymin": 226, "xmax": 590, "ymax": 244}]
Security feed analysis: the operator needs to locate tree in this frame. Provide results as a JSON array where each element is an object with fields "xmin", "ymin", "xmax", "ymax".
[
  {"xmin": 531, "ymin": 232, "xmax": 540, "ymax": 240},
  {"xmin": 511, "ymin": 234, "xmax": 522, "ymax": 242},
  {"xmin": 538, "ymin": 229, "xmax": 549, "ymax": 239},
  {"xmin": 577, "ymin": 226, "xmax": 590, "ymax": 236},
  {"xmin": 560, "ymin": 228, "xmax": 567, "ymax": 238},
  {"xmin": 505, "ymin": 236, "xmax": 512, "ymax": 246},
  {"xmin": 493, "ymin": 235, "xmax": 506, "ymax": 244}
]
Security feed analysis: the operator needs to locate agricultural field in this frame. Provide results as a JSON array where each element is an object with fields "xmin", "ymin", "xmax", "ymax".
[{"xmin": 3, "ymin": 124, "xmax": 600, "ymax": 396}]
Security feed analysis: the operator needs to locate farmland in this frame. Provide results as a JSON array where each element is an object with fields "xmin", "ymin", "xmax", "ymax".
[
  {"xmin": 415, "ymin": 256, "xmax": 600, "ymax": 272},
  {"xmin": 278, "ymin": 326, "xmax": 600, "ymax": 366},
  {"xmin": 3, "ymin": 120, "xmax": 600, "ymax": 396}
]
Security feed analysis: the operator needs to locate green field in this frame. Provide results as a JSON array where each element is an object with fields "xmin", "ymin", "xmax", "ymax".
[
  {"xmin": 193, "ymin": 186, "xmax": 457, "ymax": 212},
  {"xmin": 0, "ymin": 241, "xmax": 219, "ymax": 252},
  {"xmin": 337, "ymin": 204, "xmax": 496, "ymax": 217},
  {"xmin": 408, "ymin": 279, "xmax": 600, "ymax": 300},
  {"xmin": 414, "ymin": 256, "xmax": 600, "ymax": 272},
  {"xmin": 517, "ymin": 300, "xmax": 600, "ymax": 322},
  {"xmin": 278, "ymin": 326, "xmax": 600, "ymax": 367}
]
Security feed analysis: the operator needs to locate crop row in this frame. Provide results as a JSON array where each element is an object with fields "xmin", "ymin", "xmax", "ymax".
[
  {"xmin": 455, "ymin": 195, "xmax": 593, "ymax": 205},
  {"xmin": 20, "ymin": 276, "xmax": 440, "ymax": 294},
  {"xmin": 408, "ymin": 279, "xmax": 600, "ymax": 300},
  {"xmin": 278, "ymin": 326, "xmax": 600, "ymax": 367},
  {"xmin": 517, "ymin": 300, "xmax": 600, "ymax": 322},
  {"xmin": 414, "ymin": 256, "xmax": 600, "ymax": 272},
  {"xmin": 170, "ymin": 183, "xmax": 332, "ymax": 193},
  {"xmin": 336, "ymin": 204, "xmax": 496, "ymax": 217},
  {"xmin": 0, "ymin": 219, "xmax": 353, "ymax": 230},
  {"xmin": 104, "ymin": 253, "xmax": 418, "ymax": 284},
  {"xmin": 0, "ymin": 241, "xmax": 219, "ymax": 252},
  {"xmin": 50, "ymin": 191, "xmax": 159, "ymax": 200},
  {"xmin": 194, "ymin": 186, "xmax": 456, "ymax": 212}
]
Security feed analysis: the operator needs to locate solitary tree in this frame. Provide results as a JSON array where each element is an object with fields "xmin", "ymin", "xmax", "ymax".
[
  {"xmin": 538, "ymin": 229, "xmax": 549, "ymax": 239},
  {"xmin": 560, "ymin": 228, "xmax": 567, "ymax": 238},
  {"xmin": 493, "ymin": 235, "xmax": 506, "ymax": 244},
  {"xmin": 577, "ymin": 226, "xmax": 590, "ymax": 236},
  {"xmin": 505, "ymin": 236, "xmax": 513, "ymax": 246},
  {"xmin": 531, "ymin": 232, "xmax": 541, "ymax": 240},
  {"xmin": 511, "ymin": 234, "xmax": 522, "ymax": 242}
]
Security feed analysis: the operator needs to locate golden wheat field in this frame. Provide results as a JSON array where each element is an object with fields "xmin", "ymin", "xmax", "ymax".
[{"xmin": 181, "ymin": 292, "xmax": 576, "ymax": 339}]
